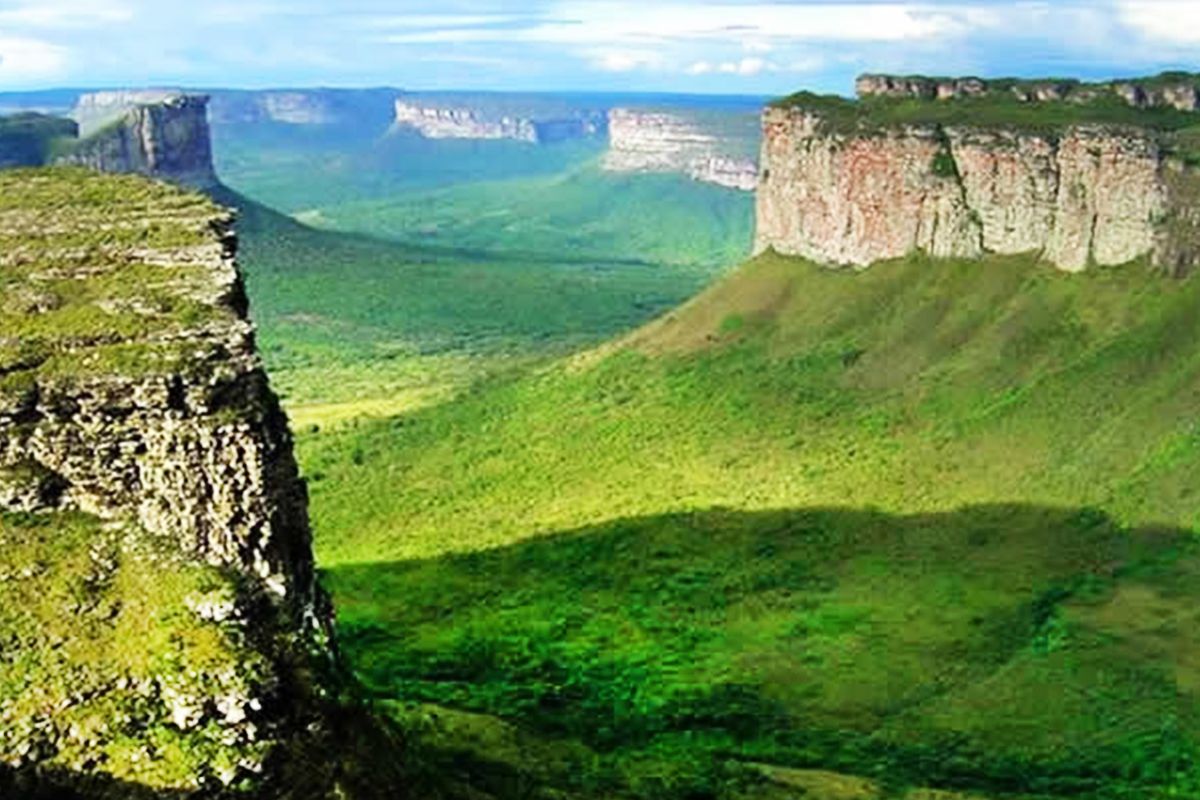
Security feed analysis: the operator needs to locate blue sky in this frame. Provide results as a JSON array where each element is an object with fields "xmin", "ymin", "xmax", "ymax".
[{"xmin": 0, "ymin": 1, "xmax": 1198, "ymax": 96}]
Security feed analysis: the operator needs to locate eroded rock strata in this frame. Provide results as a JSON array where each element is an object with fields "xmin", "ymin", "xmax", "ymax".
[
  {"xmin": 393, "ymin": 99, "xmax": 606, "ymax": 144},
  {"xmin": 756, "ymin": 100, "xmax": 1200, "ymax": 272},
  {"xmin": 0, "ymin": 169, "xmax": 360, "ymax": 796},
  {"xmin": 603, "ymin": 108, "xmax": 759, "ymax": 191},
  {"xmin": 58, "ymin": 93, "xmax": 217, "ymax": 189}
]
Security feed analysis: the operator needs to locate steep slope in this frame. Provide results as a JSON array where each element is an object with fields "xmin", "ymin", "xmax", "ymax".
[
  {"xmin": 0, "ymin": 169, "xmax": 409, "ymax": 798},
  {"xmin": 301, "ymin": 248, "xmax": 1200, "ymax": 799}
]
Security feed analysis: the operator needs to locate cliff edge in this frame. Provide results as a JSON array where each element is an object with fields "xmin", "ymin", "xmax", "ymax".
[
  {"xmin": 756, "ymin": 76, "xmax": 1200, "ymax": 273},
  {"xmin": 0, "ymin": 168, "xmax": 405, "ymax": 797}
]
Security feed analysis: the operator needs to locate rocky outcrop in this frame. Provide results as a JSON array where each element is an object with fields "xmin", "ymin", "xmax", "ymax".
[
  {"xmin": 856, "ymin": 72, "xmax": 1200, "ymax": 111},
  {"xmin": 56, "ymin": 94, "xmax": 217, "ymax": 189},
  {"xmin": 0, "ymin": 170, "xmax": 312, "ymax": 614},
  {"xmin": 603, "ymin": 108, "xmax": 758, "ymax": 191},
  {"xmin": 393, "ymin": 99, "xmax": 605, "ymax": 144},
  {"xmin": 755, "ymin": 105, "xmax": 1199, "ymax": 272},
  {"xmin": 0, "ymin": 168, "xmax": 365, "ymax": 796}
]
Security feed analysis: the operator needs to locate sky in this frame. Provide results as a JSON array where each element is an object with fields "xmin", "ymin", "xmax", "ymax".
[{"xmin": 0, "ymin": 1, "xmax": 1199, "ymax": 96}]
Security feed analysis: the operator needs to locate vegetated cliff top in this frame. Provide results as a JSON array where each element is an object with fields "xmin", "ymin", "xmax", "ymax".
[
  {"xmin": 0, "ymin": 167, "xmax": 242, "ymax": 387},
  {"xmin": 772, "ymin": 71, "xmax": 1200, "ymax": 142}
]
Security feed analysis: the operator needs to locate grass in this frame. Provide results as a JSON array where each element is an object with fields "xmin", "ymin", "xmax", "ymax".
[
  {"xmin": 0, "ymin": 168, "xmax": 233, "ymax": 383},
  {"xmin": 219, "ymin": 166, "xmax": 752, "ymax": 418},
  {"xmin": 0, "ymin": 511, "xmax": 276, "ymax": 789},
  {"xmin": 296, "ymin": 250, "xmax": 1200, "ymax": 798},
  {"xmin": 772, "ymin": 90, "xmax": 1200, "ymax": 136}
]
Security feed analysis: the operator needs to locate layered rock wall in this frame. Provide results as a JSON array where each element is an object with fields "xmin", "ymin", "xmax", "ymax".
[
  {"xmin": 393, "ymin": 100, "xmax": 605, "ymax": 143},
  {"xmin": 604, "ymin": 108, "xmax": 758, "ymax": 191},
  {"xmin": 57, "ymin": 94, "xmax": 217, "ymax": 189},
  {"xmin": 0, "ymin": 172, "xmax": 313, "ymax": 615},
  {"xmin": 755, "ymin": 106, "xmax": 1194, "ymax": 271}
]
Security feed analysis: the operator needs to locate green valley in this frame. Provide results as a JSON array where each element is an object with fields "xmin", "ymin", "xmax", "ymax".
[{"xmin": 300, "ymin": 251, "xmax": 1200, "ymax": 799}]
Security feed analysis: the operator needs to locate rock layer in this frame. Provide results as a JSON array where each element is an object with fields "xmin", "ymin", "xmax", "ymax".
[
  {"xmin": 0, "ymin": 170, "xmax": 313, "ymax": 615},
  {"xmin": 603, "ymin": 108, "xmax": 758, "ymax": 191},
  {"xmin": 394, "ymin": 99, "xmax": 605, "ymax": 143},
  {"xmin": 0, "ymin": 168, "xmax": 364, "ymax": 796},
  {"xmin": 57, "ymin": 94, "xmax": 217, "ymax": 189},
  {"xmin": 755, "ymin": 106, "xmax": 1198, "ymax": 271}
]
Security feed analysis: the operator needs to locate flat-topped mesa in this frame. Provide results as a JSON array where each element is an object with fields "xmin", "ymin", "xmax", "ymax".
[
  {"xmin": 57, "ymin": 92, "xmax": 218, "ymax": 189},
  {"xmin": 603, "ymin": 108, "xmax": 759, "ymax": 192},
  {"xmin": 757, "ymin": 79, "xmax": 1200, "ymax": 274},
  {"xmin": 393, "ymin": 98, "xmax": 607, "ymax": 143},
  {"xmin": 0, "ymin": 168, "xmax": 316, "ymax": 619},
  {"xmin": 856, "ymin": 72, "xmax": 1200, "ymax": 111}
]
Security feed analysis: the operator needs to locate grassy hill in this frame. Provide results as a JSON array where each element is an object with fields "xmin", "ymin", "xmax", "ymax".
[
  {"xmin": 298, "ymin": 250, "xmax": 1200, "ymax": 798},
  {"xmin": 217, "ymin": 168, "xmax": 751, "ymax": 428}
]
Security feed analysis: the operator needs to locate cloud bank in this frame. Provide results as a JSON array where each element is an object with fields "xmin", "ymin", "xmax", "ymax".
[{"xmin": 0, "ymin": 1, "xmax": 1196, "ymax": 94}]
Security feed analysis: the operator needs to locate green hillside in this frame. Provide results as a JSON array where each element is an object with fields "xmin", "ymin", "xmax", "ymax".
[
  {"xmin": 218, "ymin": 171, "xmax": 751, "ymax": 427},
  {"xmin": 299, "ymin": 251, "xmax": 1200, "ymax": 798}
]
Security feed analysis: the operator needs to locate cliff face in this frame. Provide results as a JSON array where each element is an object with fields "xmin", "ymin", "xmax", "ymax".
[
  {"xmin": 756, "ymin": 107, "xmax": 1200, "ymax": 272},
  {"xmin": 603, "ymin": 108, "xmax": 759, "ymax": 191},
  {"xmin": 57, "ymin": 94, "xmax": 217, "ymax": 189},
  {"xmin": 393, "ymin": 99, "xmax": 606, "ymax": 144},
  {"xmin": 0, "ymin": 169, "xmax": 313, "ymax": 614},
  {"xmin": 0, "ymin": 168, "xmax": 341, "ymax": 794}
]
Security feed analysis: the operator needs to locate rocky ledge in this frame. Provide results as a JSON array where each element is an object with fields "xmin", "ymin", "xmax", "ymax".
[{"xmin": 0, "ymin": 168, "xmax": 376, "ymax": 796}]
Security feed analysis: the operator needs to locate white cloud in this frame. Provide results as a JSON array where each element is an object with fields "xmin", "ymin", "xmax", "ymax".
[
  {"xmin": 368, "ymin": 14, "xmax": 527, "ymax": 29},
  {"xmin": 382, "ymin": 3, "xmax": 986, "ymax": 45},
  {"xmin": 687, "ymin": 60, "xmax": 714, "ymax": 75},
  {"xmin": 589, "ymin": 49, "xmax": 663, "ymax": 72},
  {"xmin": 0, "ymin": 0, "xmax": 132, "ymax": 28},
  {"xmin": 0, "ymin": 36, "xmax": 69, "ymax": 78},
  {"xmin": 718, "ymin": 57, "xmax": 771, "ymax": 75},
  {"xmin": 1117, "ymin": 0, "xmax": 1200, "ymax": 44}
]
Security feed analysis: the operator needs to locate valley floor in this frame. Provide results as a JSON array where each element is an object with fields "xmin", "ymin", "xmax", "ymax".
[{"xmin": 278, "ymin": 251, "xmax": 1200, "ymax": 799}]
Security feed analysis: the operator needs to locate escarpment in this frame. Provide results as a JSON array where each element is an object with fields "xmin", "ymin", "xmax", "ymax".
[
  {"xmin": 56, "ymin": 94, "xmax": 218, "ymax": 189},
  {"xmin": 603, "ymin": 108, "xmax": 759, "ymax": 191},
  {"xmin": 393, "ymin": 98, "xmax": 607, "ymax": 143},
  {"xmin": 0, "ymin": 169, "xmax": 312, "ymax": 612},
  {"xmin": 757, "ymin": 80, "xmax": 1200, "ymax": 273},
  {"xmin": 0, "ymin": 168, "xmax": 381, "ymax": 796}
]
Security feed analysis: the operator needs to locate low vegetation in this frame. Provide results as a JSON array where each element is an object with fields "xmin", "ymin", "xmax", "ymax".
[
  {"xmin": 299, "ymin": 250, "xmax": 1200, "ymax": 798},
  {"xmin": 220, "ymin": 166, "xmax": 752, "ymax": 423},
  {"xmin": 772, "ymin": 90, "xmax": 1200, "ymax": 136},
  {"xmin": 0, "ymin": 168, "xmax": 231, "ymax": 384}
]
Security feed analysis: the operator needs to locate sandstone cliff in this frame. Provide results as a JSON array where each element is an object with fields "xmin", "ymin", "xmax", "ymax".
[
  {"xmin": 393, "ymin": 98, "xmax": 606, "ymax": 144},
  {"xmin": 58, "ymin": 93, "xmax": 217, "ymax": 189},
  {"xmin": 756, "ymin": 96, "xmax": 1200, "ymax": 272},
  {"xmin": 0, "ymin": 168, "xmax": 364, "ymax": 796},
  {"xmin": 603, "ymin": 108, "xmax": 759, "ymax": 191}
]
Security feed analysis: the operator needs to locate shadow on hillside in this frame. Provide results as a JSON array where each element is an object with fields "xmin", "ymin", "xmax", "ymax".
[
  {"xmin": 323, "ymin": 503, "xmax": 1200, "ymax": 798},
  {"xmin": 0, "ymin": 766, "xmax": 192, "ymax": 799}
]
